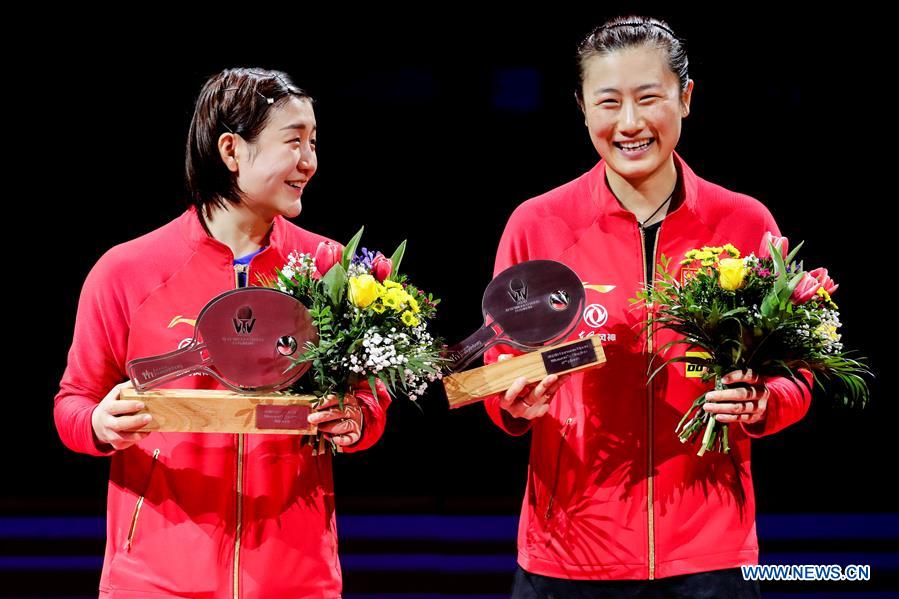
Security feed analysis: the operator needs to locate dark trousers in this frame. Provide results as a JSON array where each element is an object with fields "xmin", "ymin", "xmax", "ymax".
[{"xmin": 511, "ymin": 565, "xmax": 761, "ymax": 599}]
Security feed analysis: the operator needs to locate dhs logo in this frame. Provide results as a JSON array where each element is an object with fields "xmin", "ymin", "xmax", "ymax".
[
  {"xmin": 583, "ymin": 303, "xmax": 609, "ymax": 328},
  {"xmin": 233, "ymin": 306, "xmax": 256, "ymax": 335},
  {"xmin": 685, "ymin": 351, "xmax": 712, "ymax": 378},
  {"xmin": 508, "ymin": 278, "xmax": 528, "ymax": 304}
]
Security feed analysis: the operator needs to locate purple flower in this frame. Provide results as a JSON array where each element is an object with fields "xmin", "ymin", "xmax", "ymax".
[{"xmin": 351, "ymin": 247, "xmax": 377, "ymax": 270}]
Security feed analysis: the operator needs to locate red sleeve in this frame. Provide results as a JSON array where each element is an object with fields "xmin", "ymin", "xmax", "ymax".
[
  {"xmin": 54, "ymin": 252, "xmax": 128, "ymax": 457},
  {"xmin": 740, "ymin": 368, "xmax": 813, "ymax": 438},
  {"xmin": 343, "ymin": 378, "xmax": 392, "ymax": 453},
  {"xmin": 762, "ymin": 210, "xmax": 781, "ymax": 238},
  {"xmin": 482, "ymin": 210, "xmax": 535, "ymax": 437}
]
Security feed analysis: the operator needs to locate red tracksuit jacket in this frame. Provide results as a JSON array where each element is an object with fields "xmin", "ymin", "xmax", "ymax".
[
  {"xmin": 55, "ymin": 206, "xmax": 390, "ymax": 598},
  {"xmin": 484, "ymin": 151, "xmax": 813, "ymax": 580}
]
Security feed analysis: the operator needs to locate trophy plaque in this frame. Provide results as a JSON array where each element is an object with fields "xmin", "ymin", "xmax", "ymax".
[
  {"xmin": 443, "ymin": 260, "xmax": 606, "ymax": 407},
  {"xmin": 120, "ymin": 287, "xmax": 318, "ymax": 434}
]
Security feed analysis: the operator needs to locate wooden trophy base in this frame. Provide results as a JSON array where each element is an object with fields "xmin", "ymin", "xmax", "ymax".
[
  {"xmin": 119, "ymin": 388, "xmax": 318, "ymax": 435},
  {"xmin": 442, "ymin": 336, "xmax": 605, "ymax": 408}
]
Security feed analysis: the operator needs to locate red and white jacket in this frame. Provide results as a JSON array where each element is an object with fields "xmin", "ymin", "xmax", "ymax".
[
  {"xmin": 484, "ymin": 151, "xmax": 812, "ymax": 580},
  {"xmin": 55, "ymin": 206, "xmax": 391, "ymax": 598}
]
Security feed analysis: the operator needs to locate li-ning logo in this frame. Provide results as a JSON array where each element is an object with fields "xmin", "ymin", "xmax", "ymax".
[
  {"xmin": 508, "ymin": 278, "xmax": 528, "ymax": 304},
  {"xmin": 233, "ymin": 306, "xmax": 256, "ymax": 335}
]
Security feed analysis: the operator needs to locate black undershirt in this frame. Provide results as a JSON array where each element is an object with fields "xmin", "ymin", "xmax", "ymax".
[
  {"xmin": 605, "ymin": 164, "xmax": 685, "ymax": 286},
  {"xmin": 642, "ymin": 219, "xmax": 663, "ymax": 286}
]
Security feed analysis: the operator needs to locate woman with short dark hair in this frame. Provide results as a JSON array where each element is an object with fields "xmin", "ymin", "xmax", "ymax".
[{"xmin": 55, "ymin": 67, "xmax": 390, "ymax": 597}]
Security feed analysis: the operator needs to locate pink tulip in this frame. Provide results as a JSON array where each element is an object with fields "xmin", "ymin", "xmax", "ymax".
[
  {"xmin": 789, "ymin": 272, "xmax": 822, "ymax": 304},
  {"xmin": 314, "ymin": 241, "xmax": 344, "ymax": 276},
  {"xmin": 809, "ymin": 267, "xmax": 838, "ymax": 295},
  {"xmin": 371, "ymin": 253, "xmax": 393, "ymax": 282},
  {"xmin": 758, "ymin": 231, "xmax": 789, "ymax": 259}
]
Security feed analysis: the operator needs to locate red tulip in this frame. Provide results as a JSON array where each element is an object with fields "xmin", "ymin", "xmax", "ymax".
[
  {"xmin": 758, "ymin": 231, "xmax": 789, "ymax": 259},
  {"xmin": 789, "ymin": 272, "xmax": 822, "ymax": 304},
  {"xmin": 809, "ymin": 267, "xmax": 838, "ymax": 295},
  {"xmin": 314, "ymin": 241, "xmax": 344, "ymax": 276},
  {"xmin": 371, "ymin": 253, "xmax": 392, "ymax": 282}
]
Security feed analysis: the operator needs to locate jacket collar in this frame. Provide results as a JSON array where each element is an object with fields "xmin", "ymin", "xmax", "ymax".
[
  {"xmin": 589, "ymin": 150, "xmax": 700, "ymax": 221},
  {"xmin": 181, "ymin": 205, "xmax": 287, "ymax": 256}
]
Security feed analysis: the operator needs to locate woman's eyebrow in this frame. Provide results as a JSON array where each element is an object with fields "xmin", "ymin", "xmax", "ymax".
[
  {"xmin": 593, "ymin": 83, "xmax": 662, "ymax": 95},
  {"xmin": 280, "ymin": 123, "xmax": 317, "ymax": 132}
]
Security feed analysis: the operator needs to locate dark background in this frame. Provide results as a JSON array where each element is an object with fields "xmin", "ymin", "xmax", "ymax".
[{"xmin": 4, "ymin": 8, "xmax": 894, "ymax": 597}]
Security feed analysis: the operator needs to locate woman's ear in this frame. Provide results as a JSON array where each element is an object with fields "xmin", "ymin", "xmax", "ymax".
[
  {"xmin": 681, "ymin": 79, "xmax": 695, "ymax": 118},
  {"xmin": 218, "ymin": 133, "xmax": 240, "ymax": 172}
]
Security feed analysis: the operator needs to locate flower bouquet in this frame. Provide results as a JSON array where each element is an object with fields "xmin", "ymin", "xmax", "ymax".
[
  {"xmin": 264, "ymin": 228, "xmax": 447, "ymax": 412},
  {"xmin": 631, "ymin": 232, "xmax": 871, "ymax": 456}
]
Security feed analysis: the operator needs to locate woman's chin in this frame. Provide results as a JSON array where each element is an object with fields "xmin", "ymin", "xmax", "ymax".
[{"xmin": 282, "ymin": 200, "xmax": 302, "ymax": 219}]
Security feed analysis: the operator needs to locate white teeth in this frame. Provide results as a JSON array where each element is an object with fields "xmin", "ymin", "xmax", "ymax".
[{"xmin": 618, "ymin": 139, "xmax": 653, "ymax": 150}]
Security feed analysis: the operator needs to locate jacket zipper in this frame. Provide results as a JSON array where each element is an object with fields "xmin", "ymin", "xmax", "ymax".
[
  {"xmin": 639, "ymin": 223, "xmax": 662, "ymax": 579},
  {"xmin": 126, "ymin": 448, "xmax": 160, "ymax": 551},
  {"xmin": 233, "ymin": 434, "xmax": 244, "ymax": 599},
  {"xmin": 233, "ymin": 262, "xmax": 247, "ymax": 599},
  {"xmin": 544, "ymin": 417, "xmax": 574, "ymax": 519}
]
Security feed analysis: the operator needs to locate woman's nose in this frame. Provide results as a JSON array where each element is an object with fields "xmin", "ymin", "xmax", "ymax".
[
  {"xmin": 619, "ymin": 101, "xmax": 644, "ymax": 131},
  {"xmin": 298, "ymin": 151, "xmax": 316, "ymax": 172}
]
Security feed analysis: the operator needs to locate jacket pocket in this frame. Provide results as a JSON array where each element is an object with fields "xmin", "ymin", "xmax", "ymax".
[{"xmin": 125, "ymin": 448, "xmax": 160, "ymax": 551}]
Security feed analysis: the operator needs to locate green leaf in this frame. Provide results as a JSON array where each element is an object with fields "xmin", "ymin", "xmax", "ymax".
[
  {"xmin": 387, "ymin": 367, "xmax": 397, "ymax": 390},
  {"xmin": 377, "ymin": 374, "xmax": 394, "ymax": 396},
  {"xmin": 342, "ymin": 227, "xmax": 365, "ymax": 269},
  {"xmin": 389, "ymin": 240, "xmax": 407, "ymax": 280},
  {"xmin": 784, "ymin": 240, "xmax": 805, "ymax": 265},
  {"xmin": 771, "ymin": 239, "xmax": 788, "ymax": 277},
  {"xmin": 321, "ymin": 263, "xmax": 347, "ymax": 305}
]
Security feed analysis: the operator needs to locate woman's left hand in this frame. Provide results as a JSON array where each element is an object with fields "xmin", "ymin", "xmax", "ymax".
[
  {"xmin": 308, "ymin": 394, "xmax": 364, "ymax": 447},
  {"xmin": 703, "ymin": 369, "xmax": 769, "ymax": 425}
]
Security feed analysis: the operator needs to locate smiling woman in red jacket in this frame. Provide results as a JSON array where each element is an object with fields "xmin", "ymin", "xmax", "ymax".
[
  {"xmin": 484, "ymin": 17, "xmax": 812, "ymax": 598},
  {"xmin": 54, "ymin": 67, "xmax": 390, "ymax": 599}
]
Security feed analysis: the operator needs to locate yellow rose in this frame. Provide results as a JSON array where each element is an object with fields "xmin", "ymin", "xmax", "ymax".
[
  {"xmin": 401, "ymin": 311, "xmax": 420, "ymax": 327},
  {"xmin": 718, "ymin": 258, "xmax": 748, "ymax": 291},
  {"xmin": 349, "ymin": 275, "xmax": 379, "ymax": 308}
]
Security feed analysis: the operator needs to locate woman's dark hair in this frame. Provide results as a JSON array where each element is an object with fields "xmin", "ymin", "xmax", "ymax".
[
  {"xmin": 185, "ymin": 67, "xmax": 313, "ymax": 224},
  {"xmin": 575, "ymin": 16, "xmax": 689, "ymax": 110}
]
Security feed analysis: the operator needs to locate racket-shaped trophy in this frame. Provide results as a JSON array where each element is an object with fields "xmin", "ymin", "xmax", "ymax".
[
  {"xmin": 442, "ymin": 260, "xmax": 606, "ymax": 407},
  {"xmin": 120, "ymin": 287, "xmax": 319, "ymax": 434}
]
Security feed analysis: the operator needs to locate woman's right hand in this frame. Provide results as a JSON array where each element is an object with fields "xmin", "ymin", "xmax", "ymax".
[
  {"xmin": 91, "ymin": 381, "xmax": 152, "ymax": 451},
  {"xmin": 497, "ymin": 354, "xmax": 569, "ymax": 420}
]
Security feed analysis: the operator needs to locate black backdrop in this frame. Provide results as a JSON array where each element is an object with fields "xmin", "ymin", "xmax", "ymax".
[{"xmin": 8, "ymin": 9, "xmax": 892, "ymax": 521}]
